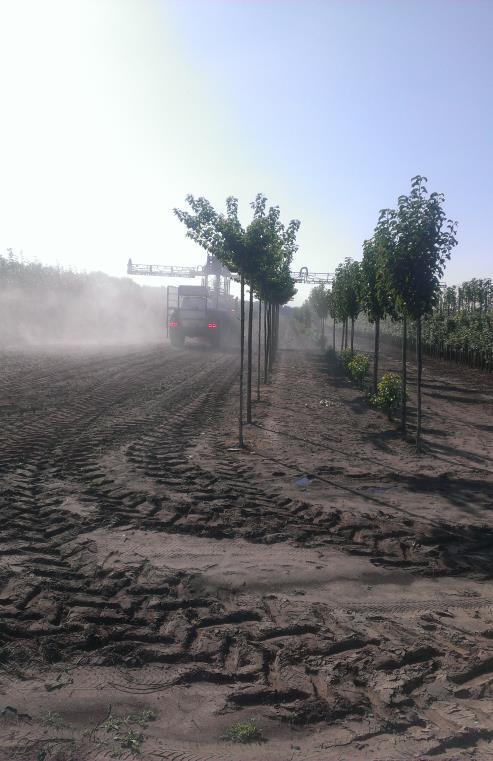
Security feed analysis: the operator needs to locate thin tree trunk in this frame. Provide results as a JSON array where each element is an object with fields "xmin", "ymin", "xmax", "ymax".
[
  {"xmin": 272, "ymin": 305, "xmax": 276, "ymax": 362},
  {"xmin": 257, "ymin": 299, "xmax": 262, "ymax": 401},
  {"xmin": 264, "ymin": 301, "xmax": 268, "ymax": 383},
  {"xmin": 344, "ymin": 318, "xmax": 348, "ymax": 349},
  {"xmin": 270, "ymin": 305, "xmax": 276, "ymax": 368},
  {"xmin": 340, "ymin": 319, "xmax": 344, "ymax": 351},
  {"xmin": 333, "ymin": 316, "xmax": 336, "ymax": 350},
  {"xmin": 401, "ymin": 315, "xmax": 407, "ymax": 434},
  {"xmin": 275, "ymin": 305, "xmax": 278, "ymax": 357},
  {"xmin": 416, "ymin": 316, "xmax": 422, "ymax": 453},
  {"xmin": 350, "ymin": 317, "xmax": 355, "ymax": 354},
  {"xmin": 373, "ymin": 317, "xmax": 380, "ymax": 395},
  {"xmin": 239, "ymin": 274, "xmax": 245, "ymax": 447},
  {"xmin": 246, "ymin": 286, "xmax": 253, "ymax": 423}
]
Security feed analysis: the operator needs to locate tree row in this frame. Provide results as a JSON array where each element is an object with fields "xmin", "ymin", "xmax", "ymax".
[
  {"xmin": 174, "ymin": 194, "xmax": 299, "ymax": 447},
  {"xmin": 308, "ymin": 176, "xmax": 458, "ymax": 452}
]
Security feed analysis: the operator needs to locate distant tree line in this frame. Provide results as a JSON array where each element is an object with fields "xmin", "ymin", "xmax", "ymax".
[{"xmin": 0, "ymin": 249, "xmax": 164, "ymax": 345}]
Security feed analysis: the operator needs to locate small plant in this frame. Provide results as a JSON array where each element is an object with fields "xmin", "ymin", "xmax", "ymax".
[
  {"xmin": 339, "ymin": 347, "xmax": 354, "ymax": 371},
  {"xmin": 101, "ymin": 710, "xmax": 155, "ymax": 756},
  {"xmin": 117, "ymin": 728, "xmax": 143, "ymax": 752},
  {"xmin": 369, "ymin": 372, "xmax": 404, "ymax": 419},
  {"xmin": 222, "ymin": 718, "xmax": 264, "ymax": 744},
  {"xmin": 347, "ymin": 353, "xmax": 370, "ymax": 385},
  {"xmin": 40, "ymin": 710, "xmax": 66, "ymax": 729},
  {"xmin": 103, "ymin": 709, "xmax": 154, "ymax": 733},
  {"xmin": 129, "ymin": 709, "xmax": 155, "ymax": 727},
  {"xmin": 103, "ymin": 716, "xmax": 125, "ymax": 733}
]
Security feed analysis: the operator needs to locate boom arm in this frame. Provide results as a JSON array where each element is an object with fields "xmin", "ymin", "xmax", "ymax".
[{"xmin": 127, "ymin": 259, "xmax": 334, "ymax": 286}]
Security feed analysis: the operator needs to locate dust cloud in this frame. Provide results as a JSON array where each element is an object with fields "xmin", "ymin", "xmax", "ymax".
[{"xmin": 0, "ymin": 252, "xmax": 166, "ymax": 347}]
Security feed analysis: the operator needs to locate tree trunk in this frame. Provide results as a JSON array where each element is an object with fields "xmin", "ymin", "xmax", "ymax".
[
  {"xmin": 268, "ymin": 304, "xmax": 273, "ymax": 375},
  {"xmin": 274, "ymin": 305, "xmax": 279, "ymax": 358},
  {"xmin": 350, "ymin": 317, "xmax": 355, "ymax": 354},
  {"xmin": 373, "ymin": 317, "xmax": 380, "ymax": 395},
  {"xmin": 416, "ymin": 316, "xmax": 422, "ymax": 453},
  {"xmin": 340, "ymin": 320, "xmax": 344, "ymax": 351},
  {"xmin": 264, "ymin": 301, "xmax": 268, "ymax": 384},
  {"xmin": 257, "ymin": 300, "xmax": 262, "ymax": 401},
  {"xmin": 344, "ymin": 318, "xmax": 349, "ymax": 349},
  {"xmin": 401, "ymin": 315, "xmax": 407, "ymax": 434},
  {"xmin": 276, "ymin": 304, "xmax": 281, "ymax": 357},
  {"xmin": 333, "ymin": 317, "xmax": 336, "ymax": 350},
  {"xmin": 239, "ymin": 275, "xmax": 245, "ymax": 447},
  {"xmin": 272, "ymin": 306, "xmax": 276, "ymax": 362},
  {"xmin": 246, "ymin": 286, "xmax": 254, "ymax": 423}
]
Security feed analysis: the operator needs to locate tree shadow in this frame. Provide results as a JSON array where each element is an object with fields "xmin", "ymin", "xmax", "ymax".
[
  {"xmin": 343, "ymin": 395, "xmax": 372, "ymax": 415},
  {"xmin": 424, "ymin": 439, "xmax": 490, "ymax": 466},
  {"xmin": 363, "ymin": 429, "xmax": 405, "ymax": 453},
  {"xmin": 474, "ymin": 423, "xmax": 493, "ymax": 433},
  {"xmin": 427, "ymin": 391, "xmax": 487, "ymax": 405},
  {"xmin": 425, "ymin": 521, "xmax": 493, "ymax": 578},
  {"xmin": 420, "ymin": 426, "xmax": 449, "ymax": 438},
  {"xmin": 397, "ymin": 472, "xmax": 492, "ymax": 511},
  {"xmin": 423, "ymin": 381, "xmax": 478, "ymax": 395}
]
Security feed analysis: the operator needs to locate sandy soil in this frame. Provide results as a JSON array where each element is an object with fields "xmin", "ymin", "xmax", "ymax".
[{"xmin": 0, "ymin": 330, "xmax": 492, "ymax": 761}]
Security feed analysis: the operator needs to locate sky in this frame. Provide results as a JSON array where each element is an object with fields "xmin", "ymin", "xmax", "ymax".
[{"xmin": 0, "ymin": 0, "xmax": 492, "ymax": 304}]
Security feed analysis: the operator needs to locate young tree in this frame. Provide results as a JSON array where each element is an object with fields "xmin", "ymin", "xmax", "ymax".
[
  {"xmin": 331, "ymin": 267, "xmax": 347, "ymax": 350},
  {"xmin": 361, "ymin": 234, "xmax": 396, "ymax": 394},
  {"xmin": 174, "ymin": 194, "xmax": 299, "ymax": 443},
  {"xmin": 309, "ymin": 284, "xmax": 331, "ymax": 344},
  {"xmin": 332, "ymin": 258, "xmax": 362, "ymax": 353},
  {"xmin": 376, "ymin": 208, "xmax": 409, "ymax": 432},
  {"xmin": 346, "ymin": 259, "xmax": 362, "ymax": 353},
  {"xmin": 380, "ymin": 176, "xmax": 458, "ymax": 451},
  {"xmin": 174, "ymin": 195, "xmax": 248, "ymax": 446},
  {"xmin": 246, "ymin": 197, "xmax": 299, "ymax": 412}
]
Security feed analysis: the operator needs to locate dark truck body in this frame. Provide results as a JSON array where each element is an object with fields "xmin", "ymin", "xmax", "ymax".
[{"xmin": 167, "ymin": 285, "xmax": 237, "ymax": 348}]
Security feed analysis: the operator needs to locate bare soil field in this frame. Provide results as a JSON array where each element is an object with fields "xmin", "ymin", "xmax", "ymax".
[{"xmin": 0, "ymin": 330, "xmax": 492, "ymax": 761}]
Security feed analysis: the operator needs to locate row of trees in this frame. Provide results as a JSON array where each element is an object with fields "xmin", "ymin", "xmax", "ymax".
[
  {"xmin": 440, "ymin": 278, "xmax": 492, "ymax": 315},
  {"xmin": 174, "ymin": 194, "xmax": 299, "ymax": 447},
  {"xmin": 334, "ymin": 273, "xmax": 492, "ymax": 371},
  {"xmin": 0, "ymin": 249, "xmax": 164, "ymax": 345},
  {"xmin": 309, "ymin": 176, "xmax": 458, "ymax": 452}
]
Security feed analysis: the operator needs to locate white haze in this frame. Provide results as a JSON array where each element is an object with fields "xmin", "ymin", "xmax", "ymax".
[{"xmin": 0, "ymin": 258, "xmax": 167, "ymax": 348}]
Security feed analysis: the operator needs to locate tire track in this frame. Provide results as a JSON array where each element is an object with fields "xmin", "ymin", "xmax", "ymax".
[{"xmin": 2, "ymin": 344, "xmax": 493, "ymax": 759}]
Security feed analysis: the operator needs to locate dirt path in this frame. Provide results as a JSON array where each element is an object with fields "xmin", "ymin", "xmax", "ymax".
[{"xmin": 1, "ymin": 337, "xmax": 493, "ymax": 760}]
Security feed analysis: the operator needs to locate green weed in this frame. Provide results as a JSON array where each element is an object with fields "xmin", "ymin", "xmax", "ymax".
[{"xmin": 222, "ymin": 718, "xmax": 264, "ymax": 744}]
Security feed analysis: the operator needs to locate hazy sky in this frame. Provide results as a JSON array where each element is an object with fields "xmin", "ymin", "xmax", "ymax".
[{"xmin": 1, "ymin": 0, "xmax": 491, "ymax": 303}]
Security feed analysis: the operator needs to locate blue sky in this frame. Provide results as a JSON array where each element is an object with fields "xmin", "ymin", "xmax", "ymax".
[{"xmin": 0, "ymin": 0, "xmax": 491, "ymax": 302}]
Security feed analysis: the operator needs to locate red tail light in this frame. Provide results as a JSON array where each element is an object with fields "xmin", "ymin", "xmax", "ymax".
[
  {"xmin": 169, "ymin": 321, "xmax": 178, "ymax": 328},
  {"xmin": 207, "ymin": 323, "xmax": 218, "ymax": 329}
]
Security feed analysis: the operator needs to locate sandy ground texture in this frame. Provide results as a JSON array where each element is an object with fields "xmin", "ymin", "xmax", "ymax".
[{"xmin": 0, "ymin": 327, "xmax": 492, "ymax": 761}]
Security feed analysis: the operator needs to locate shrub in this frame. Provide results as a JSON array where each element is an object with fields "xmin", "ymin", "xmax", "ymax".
[
  {"xmin": 369, "ymin": 372, "xmax": 404, "ymax": 419},
  {"xmin": 347, "ymin": 353, "xmax": 370, "ymax": 385},
  {"xmin": 340, "ymin": 348, "xmax": 354, "ymax": 371},
  {"xmin": 222, "ymin": 719, "xmax": 264, "ymax": 744}
]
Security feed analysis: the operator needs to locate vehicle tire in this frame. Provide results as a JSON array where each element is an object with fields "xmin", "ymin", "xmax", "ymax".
[
  {"xmin": 209, "ymin": 332, "xmax": 221, "ymax": 349},
  {"xmin": 170, "ymin": 331, "xmax": 185, "ymax": 347}
]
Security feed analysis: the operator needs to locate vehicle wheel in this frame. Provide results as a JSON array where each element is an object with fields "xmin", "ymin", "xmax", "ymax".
[
  {"xmin": 209, "ymin": 333, "xmax": 221, "ymax": 349},
  {"xmin": 170, "ymin": 331, "xmax": 185, "ymax": 347}
]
